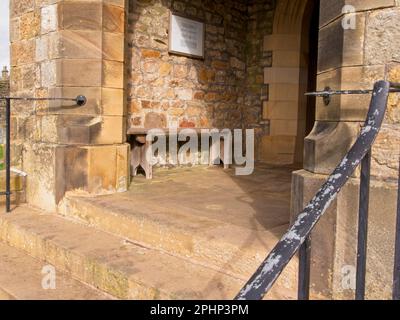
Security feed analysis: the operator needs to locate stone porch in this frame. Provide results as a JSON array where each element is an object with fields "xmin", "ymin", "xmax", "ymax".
[
  {"xmin": 5, "ymin": 0, "xmax": 400, "ymax": 300},
  {"xmin": 0, "ymin": 164, "xmax": 298, "ymax": 299}
]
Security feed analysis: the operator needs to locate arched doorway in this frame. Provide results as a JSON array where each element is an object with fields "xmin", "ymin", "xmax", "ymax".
[{"xmin": 261, "ymin": 0, "xmax": 319, "ymax": 166}]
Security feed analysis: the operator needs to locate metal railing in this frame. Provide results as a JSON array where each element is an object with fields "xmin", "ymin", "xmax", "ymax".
[
  {"xmin": 0, "ymin": 95, "xmax": 86, "ymax": 213},
  {"xmin": 235, "ymin": 80, "xmax": 400, "ymax": 300}
]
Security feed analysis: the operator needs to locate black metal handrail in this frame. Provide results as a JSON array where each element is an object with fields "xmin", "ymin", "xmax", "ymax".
[
  {"xmin": 235, "ymin": 80, "xmax": 400, "ymax": 300},
  {"xmin": 0, "ymin": 95, "xmax": 86, "ymax": 212}
]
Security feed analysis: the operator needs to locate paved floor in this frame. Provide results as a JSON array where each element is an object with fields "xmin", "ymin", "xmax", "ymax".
[{"xmin": 129, "ymin": 163, "xmax": 297, "ymax": 233}]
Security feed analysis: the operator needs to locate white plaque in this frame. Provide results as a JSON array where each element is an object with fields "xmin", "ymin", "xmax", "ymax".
[{"xmin": 169, "ymin": 13, "xmax": 205, "ymax": 59}]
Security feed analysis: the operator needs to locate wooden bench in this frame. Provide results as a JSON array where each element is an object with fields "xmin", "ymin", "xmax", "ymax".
[{"xmin": 127, "ymin": 128, "xmax": 230, "ymax": 179}]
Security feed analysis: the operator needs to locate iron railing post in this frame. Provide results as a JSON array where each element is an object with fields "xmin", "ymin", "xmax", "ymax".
[
  {"xmin": 5, "ymin": 98, "xmax": 11, "ymax": 213},
  {"xmin": 393, "ymin": 157, "xmax": 400, "ymax": 300},
  {"xmin": 298, "ymin": 235, "xmax": 311, "ymax": 300},
  {"xmin": 355, "ymin": 151, "xmax": 371, "ymax": 300}
]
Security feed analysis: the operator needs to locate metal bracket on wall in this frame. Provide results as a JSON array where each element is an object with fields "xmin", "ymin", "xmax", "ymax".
[{"xmin": 305, "ymin": 84, "xmax": 400, "ymax": 106}]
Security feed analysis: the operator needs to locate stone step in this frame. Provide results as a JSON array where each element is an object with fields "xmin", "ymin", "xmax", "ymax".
[
  {"xmin": 0, "ymin": 241, "xmax": 111, "ymax": 300},
  {"xmin": 0, "ymin": 205, "xmax": 296, "ymax": 299},
  {"xmin": 59, "ymin": 193, "xmax": 298, "ymax": 295}
]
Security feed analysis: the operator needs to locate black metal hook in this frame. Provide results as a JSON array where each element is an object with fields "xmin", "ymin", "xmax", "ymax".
[
  {"xmin": 76, "ymin": 95, "xmax": 87, "ymax": 106},
  {"xmin": 305, "ymin": 83, "xmax": 400, "ymax": 106}
]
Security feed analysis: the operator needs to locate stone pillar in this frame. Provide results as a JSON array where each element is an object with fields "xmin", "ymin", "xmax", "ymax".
[
  {"xmin": 10, "ymin": 0, "xmax": 129, "ymax": 211},
  {"xmin": 261, "ymin": 0, "xmax": 310, "ymax": 165},
  {"xmin": 292, "ymin": 0, "xmax": 400, "ymax": 299}
]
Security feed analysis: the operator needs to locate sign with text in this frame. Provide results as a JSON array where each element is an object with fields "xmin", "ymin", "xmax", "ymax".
[{"xmin": 169, "ymin": 13, "xmax": 205, "ymax": 59}]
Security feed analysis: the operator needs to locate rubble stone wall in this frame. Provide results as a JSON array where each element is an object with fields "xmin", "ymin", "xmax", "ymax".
[{"xmin": 127, "ymin": 0, "xmax": 274, "ymax": 158}]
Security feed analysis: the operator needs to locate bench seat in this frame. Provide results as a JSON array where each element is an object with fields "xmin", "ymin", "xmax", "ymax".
[{"xmin": 127, "ymin": 128, "xmax": 230, "ymax": 179}]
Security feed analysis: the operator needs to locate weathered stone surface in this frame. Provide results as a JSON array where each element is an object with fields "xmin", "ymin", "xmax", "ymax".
[
  {"xmin": 41, "ymin": 4, "xmax": 58, "ymax": 34},
  {"xmin": 103, "ymin": 32, "xmax": 124, "ymax": 61},
  {"xmin": 104, "ymin": 0, "xmax": 125, "ymax": 7},
  {"xmin": 102, "ymin": 60, "xmax": 124, "ymax": 88},
  {"xmin": 319, "ymin": 0, "xmax": 395, "ymax": 27},
  {"xmin": 23, "ymin": 143, "xmax": 60, "ymax": 211},
  {"xmin": 126, "ymin": 0, "xmax": 273, "ymax": 135},
  {"xmin": 10, "ymin": 18, "xmax": 20, "ymax": 43},
  {"xmin": 69, "ymin": 144, "xmax": 129, "ymax": 194},
  {"xmin": 23, "ymin": 142, "xmax": 130, "ymax": 211},
  {"xmin": 264, "ymin": 34, "xmax": 301, "ymax": 51},
  {"xmin": 10, "ymin": 0, "xmax": 34, "ymax": 18},
  {"xmin": 58, "ymin": 2, "xmax": 102, "ymax": 31},
  {"xmin": 102, "ymin": 88, "xmax": 125, "ymax": 116},
  {"xmin": 9, "ymin": 0, "xmax": 128, "ymax": 211},
  {"xmin": 56, "ymin": 59, "xmax": 102, "ymax": 87},
  {"xmin": 0, "ymin": 202, "xmax": 292, "ymax": 300},
  {"xmin": 46, "ymin": 165, "xmax": 296, "ymax": 298},
  {"xmin": 10, "ymin": 40, "xmax": 35, "ymax": 66},
  {"xmin": 318, "ymin": 13, "xmax": 366, "ymax": 73},
  {"xmin": 86, "ymin": 145, "xmax": 117, "ymax": 192},
  {"xmin": 260, "ymin": 135, "xmax": 296, "ymax": 165},
  {"xmin": 36, "ymin": 113, "xmax": 125, "ymax": 145},
  {"xmin": 40, "ymin": 60, "xmax": 57, "ymax": 86},
  {"xmin": 387, "ymin": 63, "xmax": 400, "ymax": 124},
  {"xmin": 0, "ymin": 242, "xmax": 110, "ymax": 300},
  {"xmin": 364, "ymin": 7, "xmax": 400, "ymax": 65},
  {"xmin": 270, "ymin": 119, "xmax": 299, "ymax": 136},
  {"xmin": 20, "ymin": 11, "xmax": 40, "ymax": 40},
  {"xmin": 103, "ymin": 4, "xmax": 125, "ymax": 33},
  {"xmin": 263, "ymin": 101, "xmax": 298, "ymax": 120},
  {"xmin": 273, "ymin": 50, "xmax": 306, "ymax": 68},
  {"xmin": 371, "ymin": 124, "xmax": 400, "ymax": 182},
  {"xmin": 58, "ymin": 30, "xmax": 102, "ymax": 60},
  {"xmin": 144, "ymin": 112, "xmax": 167, "ymax": 128},
  {"xmin": 268, "ymin": 83, "xmax": 299, "ymax": 101},
  {"xmin": 304, "ymin": 121, "xmax": 361, "ymax": 175},
  {"xmin": 316, "ymin": 65, "xmax": 386, "ymax": 121},
  {"xmin": 264, "ymin": 67, "xmax": 301, "ymax": 84}
]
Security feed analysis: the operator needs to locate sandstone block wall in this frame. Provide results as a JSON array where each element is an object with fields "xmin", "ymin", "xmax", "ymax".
[
  {"xmin": 10, "ymin": 0, "xmax": 130, "ymax": 211},
  {"xmin": 307, "ymin": 0, "xmax": 400, "ymax": 182},
  {"xmin": 293, "ymin": 0, "xmax": 400, "ymax": 300},
  {"xmin": 0, "ymin": 69, "xmax": 9, "ymax": 143}
]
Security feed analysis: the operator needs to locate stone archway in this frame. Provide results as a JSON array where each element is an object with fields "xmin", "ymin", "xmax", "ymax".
[{"xmin": 261, "ymin": 0, "xmax": 318, "ymax": 165}]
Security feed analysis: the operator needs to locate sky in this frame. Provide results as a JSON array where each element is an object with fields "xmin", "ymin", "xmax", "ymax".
[{"xmin": 0, "ymin": 1, "xmax": 9, "ymax": 69}]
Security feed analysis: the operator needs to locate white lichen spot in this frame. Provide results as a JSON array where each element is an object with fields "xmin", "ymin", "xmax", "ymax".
[
  {"xmin": 283, "ymin": 229, "xmax": 301, "ymax": 242},
  {"xmin": 361, "ymin": 125, "xmax": 372, "ymax": 134},
  {"xmin": 322, "ymin": 185, "xmax": 334, "ymax": 197},
  {"xmin": 240, "ymin": 253, "xmax": 283, "ymax": 295},
  {"xmin": 328, "ymin": 173, "xmax": 342, "ymax": 182}
]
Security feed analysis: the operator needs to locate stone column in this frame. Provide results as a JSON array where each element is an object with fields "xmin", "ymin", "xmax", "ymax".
[
  {"xmin": 292, "ymin": 0, "xmax": 400, "ymax": 299},
  {"xmin": 261, "ymin": 0, "xmax": 310, "ymax": 165},
  {"xmin": 10, "ymin": 0, "xmax": 129, "ymax": 211}
]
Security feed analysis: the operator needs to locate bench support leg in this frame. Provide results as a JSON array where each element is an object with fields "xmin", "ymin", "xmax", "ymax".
[{"xmin": 130, "ymin": 138, "xmax": 153, "ymax": 180}]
